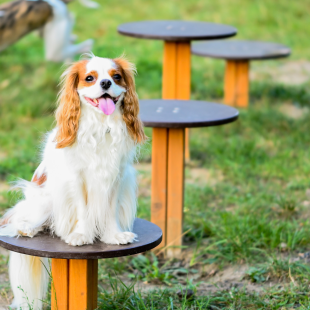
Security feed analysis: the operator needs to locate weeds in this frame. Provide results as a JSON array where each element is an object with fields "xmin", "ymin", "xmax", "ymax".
[
  {"xmin": 246, "ymin": 254, "xmax": 310, "ymax": 285},
  {"xmin": 246, "ymin": 267, "xmax": 267, "ymax": 283},
  {"xmin": 129, "ymin": 253, "xmax": 176, "ymax": 285},
  {"xmin": 98, "ymin": 276, "xmax": 209, "ymax": 310}
]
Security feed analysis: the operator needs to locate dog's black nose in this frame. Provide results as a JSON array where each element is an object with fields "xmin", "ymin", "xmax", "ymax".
[{"xmin": 100, "ymin": 79, "xmax": 112, "ymax": 90}]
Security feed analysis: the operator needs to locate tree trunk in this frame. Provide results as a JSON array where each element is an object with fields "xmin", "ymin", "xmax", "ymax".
[{"xmin": 0, "ymin": 0, "xmax": 53, "ymax": 51}]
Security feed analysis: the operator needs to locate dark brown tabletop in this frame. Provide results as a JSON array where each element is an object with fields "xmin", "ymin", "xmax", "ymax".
[
  {"xmin": 118, "ymin": 21, "xmax": 237, "ymax": 42},
  {"xmin": 0, "ymin": 218, "xmax": 162, "ymax": 259},
  {"xmin": 192, "ymin": 40, "xmax": 291, "ymax": 60},
  {"xmin": 139, "ymin": 99, "xmax": 238, "ymax": 128}
]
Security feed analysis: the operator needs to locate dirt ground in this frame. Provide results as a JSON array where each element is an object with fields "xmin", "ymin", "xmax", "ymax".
[{"xmin": 251, "ymin": 60, "xmax": 310, "ymax": 86}]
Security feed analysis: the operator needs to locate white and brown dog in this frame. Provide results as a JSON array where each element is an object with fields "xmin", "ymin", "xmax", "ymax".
[
  {"xmin": 0, "ymin": 0, "xmax": 98, "ymax": 61},
  {"xmin": 0, "ymin": 55, "xmax": 146, "ymax": 309}
]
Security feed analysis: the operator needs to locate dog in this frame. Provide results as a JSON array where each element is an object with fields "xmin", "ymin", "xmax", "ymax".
[
  {"xmin": 0, "ymin": 54, "xmax": 146, "ymax": 309},
  {"xmin": 0, "ymin": 0, "xmax": 98, "ymax": 61}
]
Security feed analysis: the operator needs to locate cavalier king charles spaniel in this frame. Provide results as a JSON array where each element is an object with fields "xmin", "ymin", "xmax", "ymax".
[{"xmin": 0, "ymin": 55, "xmax": 146, "ymax": 309}]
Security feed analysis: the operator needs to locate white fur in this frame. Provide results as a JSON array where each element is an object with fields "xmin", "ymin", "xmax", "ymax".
[
  {"xmin": 43, "ymin": 0, "xmax": 95, "ymax": 62},
  {"xmin": 0, "ymin": 56, "xmax": 139, "ymax": 309},
  {"xmin": 78, "ymin": 0, "xmax": 100, "ymax": 9},
  {"xmin": 9, "ymin": 253, "xmax": 49, "ymax": 310}
]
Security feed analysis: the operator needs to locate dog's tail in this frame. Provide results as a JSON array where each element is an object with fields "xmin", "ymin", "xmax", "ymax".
[
  {"xmin": 9, "ymin": 252, "xmax": 49, "ymax": 310},
  {"xmin": 0, "ymin": 162, "xmax": 51, "ymax": 237},
  {"xmin": 0, "ymin": 180, "xmax": 51, "ymax": 237}
]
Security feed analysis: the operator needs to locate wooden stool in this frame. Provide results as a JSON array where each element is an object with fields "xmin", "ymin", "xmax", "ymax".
[
  {"xmin": 139, "ymin": 99, "xmax": 238, "ymax": 257},
  {"xmin": 191, "ymin": 40, "xmax": 291, "ymax": 108},
  {"xmin": 118, "ymin": 20, "xmax": 237, "ymax": 161},
  {"xmin": 0, "ymin": 218, "xmax": 162, "ymax": 310}
]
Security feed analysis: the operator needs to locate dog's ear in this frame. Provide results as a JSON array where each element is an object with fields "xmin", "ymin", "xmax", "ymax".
[
  {"xmin": 114, "ymin": 57, "xmax": 147, "ymax": 144},
  {"xmin": 55, "ymin": 61, "xmax": 86, "ymax": 148}
]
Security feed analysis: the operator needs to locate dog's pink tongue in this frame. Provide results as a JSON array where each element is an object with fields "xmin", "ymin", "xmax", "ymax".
[{"xmin": 98, "ymin": 97, "xmax": 115, "ymax": 115}]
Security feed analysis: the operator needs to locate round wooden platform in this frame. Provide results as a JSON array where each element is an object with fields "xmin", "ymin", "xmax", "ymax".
[
  {"xmin": 139, "ymin": 99, "xmax": 239, "ymax": 128},
  {"xmin": 0, "ymin": 219, "xmax": 162, "ymax": 259},
  {"xmin": 118, "ymin": 20, "xmax": 237, "ymax": 42},
  {"xmin": 191, "ymin": 40, "xmax": 291, "ymax": 60}
]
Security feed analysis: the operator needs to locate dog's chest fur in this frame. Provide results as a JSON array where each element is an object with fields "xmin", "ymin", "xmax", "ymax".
[{"xmin": 64, "ymin": 105, "xmax": 135, "ymax": 186}]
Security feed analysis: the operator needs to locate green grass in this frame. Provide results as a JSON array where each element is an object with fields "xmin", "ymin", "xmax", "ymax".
[
  {"xmin": 1, "ymin": 0, "xmax": 310, "ymax": 308},
  {"xmin": 97, "ymin": 280, "xmax": 310, "ymax": 310}
]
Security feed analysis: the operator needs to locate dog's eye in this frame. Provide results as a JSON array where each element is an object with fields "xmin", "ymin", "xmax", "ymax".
[
  {"xmin": 85, "ymin": 76, "xmax": 94, "ymax": 82},
  {"xmin": 113, "ymin": 74, "xmax": 121, "ymax": 81}
]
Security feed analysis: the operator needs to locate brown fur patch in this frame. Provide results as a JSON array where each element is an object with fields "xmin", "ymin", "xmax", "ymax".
[
  {"xmin": 0, "ymin": 215, "xmax": 11, "ymax": 226},
  {"xmin": 113, "ymin": 57, "xmax": 147, "ymax": 144},
  {"xmin": 55, "ymin": 60, "xmax": 88, "ymax": 148},
  {"xmin": 78, "ymin": 70, "xmax": 98, "ymax": 89},
  {"xmin": 113, "ymin": 57, "xmax": 134, "ymax": 71},
  {"xmin": 32, "ymin": 172, "xmax": 47, "ymax": 186},
  {"xmin": 108, "ymin": 68, "xmax": 126, "ymax": 88}
]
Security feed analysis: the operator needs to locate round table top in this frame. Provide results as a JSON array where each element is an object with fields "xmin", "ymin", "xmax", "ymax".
[
  {"xmin": 192, "ymin": 40, "xmax": 291, "ymax": 60},
  {"xmin": 118, "ymin": 20, "xmax": 237, "ymax": 42},
  {"xmin": 139, "ymin": 99, "xmax": 239, "ymax": 128},
  {"xmin": 0, "ymin": 219, "xmax": 162, "ymax": 259}
]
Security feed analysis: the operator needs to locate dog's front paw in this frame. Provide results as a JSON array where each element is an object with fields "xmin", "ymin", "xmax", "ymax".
[
  {"xmin": 116, "ymin": 232, "xmax": 138, "ymax": 244},
  {"xmin": 65, "ymin": 233, "xmax": 91, "ymax": 246},
  {"xmin": 102, "ymin": 232, "xmax": 138, "ymax": 245}
]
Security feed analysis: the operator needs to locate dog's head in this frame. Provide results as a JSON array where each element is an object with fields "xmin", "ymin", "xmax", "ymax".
[{"xmin": 55, "ymin": 55, "xmax": 146, "ymax": 148}]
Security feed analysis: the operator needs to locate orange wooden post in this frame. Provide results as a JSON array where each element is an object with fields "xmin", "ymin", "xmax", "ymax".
[
  {"xmin": 69, "ymin": 259, "xmax": 98, "ymax": 310},
  {"xmin": 151, "ymin": 41, "xmax": 190, "ymax": 254},
  {"xmin": 224, "ymin": 60, "xmax": 237, "ymax": 106},
  {"xmin": 166, "ymin": 128, "xmax": 185, "ymax": 258},
  {"xmin": 151, "ymin": 127, "xmax": 168, "ymax": 247},
  {"xmin": 151, "ymin": 41, "xmax": 177, "ymax": 248},
  {"xmin": 151, "ymin": 41, "xmax": 189, "ymax": 255},
  {"xmin": 162, "ymin": 41, "xmax": 177, "ymax": 99},
  {"xmin": 165, "ymin": 42, "xmax": 190, "ymax": 257},
  {"xmin": 236, "ymin": 60, "xmax": 249, "ymax": 108},
  {"xmin": 176, "ymin": 42, "xmax": 191, "ymax": 161},
  {"xmin": 51, "ymin": 258, "xmax": 69, "ymax": 310},
  {"xmin": 151, "ymin": 42, "xmax": 176, "ymax": 248},
  {"xmin": 224, "ymin": 60, "xmax": 250, "ymax": 108},
  {"xmin": 52, "ymin": 258, "xmax": 98, "ymax": 310}
]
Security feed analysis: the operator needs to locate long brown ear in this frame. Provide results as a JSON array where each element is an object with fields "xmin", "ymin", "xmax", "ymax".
[
  {"xmin": 114, "ymin": 57, "xmax": 147, "ymax": 144},
  {"xmin": 55, "ymin": 61, "xmax": 86, "ymax": 148}
]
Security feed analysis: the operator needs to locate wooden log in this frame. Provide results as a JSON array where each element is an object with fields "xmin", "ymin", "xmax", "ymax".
[{"xmin": 0, "ymin": 0, "xmax": 53, "ymax": 51}]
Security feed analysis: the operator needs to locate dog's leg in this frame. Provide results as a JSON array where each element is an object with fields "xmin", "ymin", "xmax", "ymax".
[
  {"xmin": 64, "ymin": 199, "xmax": 91, "ymax": 246},
  {"xmin": 100, "ymin": 165, "xmax": 138, "ymax": 245},
  {"xmin": 43, "ymin": 0, "xmax": 93, "ymax": 62},
  {"xmin": 52, "ymin": 175, "xmax": 93, "ymax": 246},
  {"xmin": 118, "ymin": 165, "xmax": 138, "ymax": 232}
]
